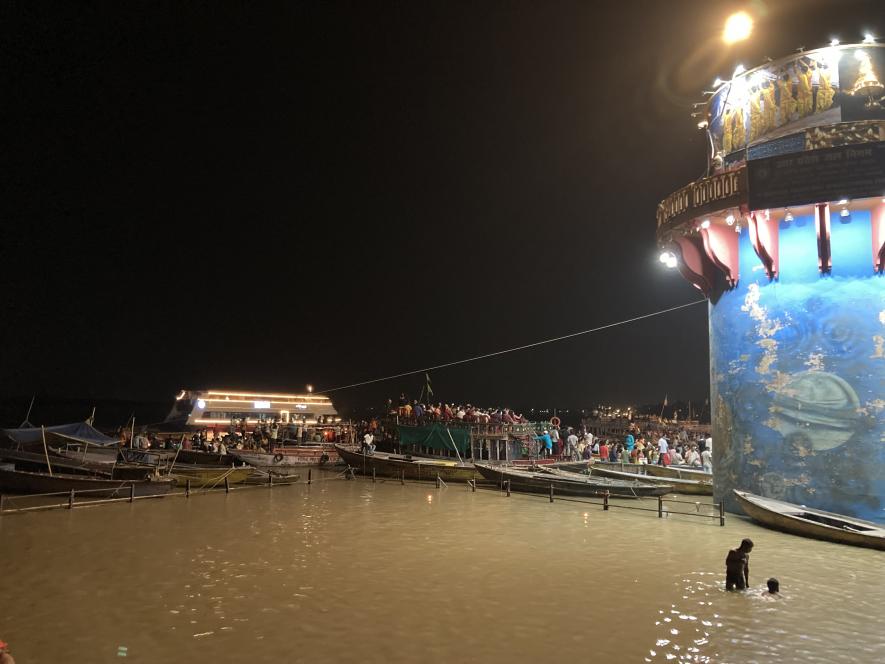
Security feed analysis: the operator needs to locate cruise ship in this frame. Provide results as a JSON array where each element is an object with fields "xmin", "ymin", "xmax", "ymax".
[{"xmin": 165, "ymin": 389, "xmax": 341, "ymax": 431}]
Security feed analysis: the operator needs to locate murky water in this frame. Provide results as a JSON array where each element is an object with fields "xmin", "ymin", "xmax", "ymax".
[{"xmin": 1, "ymin": 471, "xmax": 882, "ymax": 663}]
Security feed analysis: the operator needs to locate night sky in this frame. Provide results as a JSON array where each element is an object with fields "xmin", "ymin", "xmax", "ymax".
[{"xmin": 3, "ymin": 1, "xmax": 881, "ymax": 416}]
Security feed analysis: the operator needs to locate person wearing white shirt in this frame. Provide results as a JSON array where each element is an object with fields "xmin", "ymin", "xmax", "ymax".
[
  {"xmin": 657, "ymin": 435, "xmax": 668, "ymax": 465},
  {"xmin": 702, "ymin": 448, "xmax": 713, "ymax": 473},
  {"xmin": 566, "ymin": 431, "xmax": 579, "ymax": 461}
]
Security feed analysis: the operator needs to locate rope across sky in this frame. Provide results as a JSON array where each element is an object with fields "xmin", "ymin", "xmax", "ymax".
[{"xmin": 318, "ymin": 299, "xmax": 707, "ymax": 394}]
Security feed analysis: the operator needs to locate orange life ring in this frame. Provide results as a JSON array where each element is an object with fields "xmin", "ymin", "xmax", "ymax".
[{"xmin": 550, "ymin": 416, "xmax": 561, "ymax": 427}]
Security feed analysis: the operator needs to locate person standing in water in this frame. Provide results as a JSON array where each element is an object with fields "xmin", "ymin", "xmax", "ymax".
[{"xmin": 725, "ymin": 538, "xmax": 754, "ymax": 590}]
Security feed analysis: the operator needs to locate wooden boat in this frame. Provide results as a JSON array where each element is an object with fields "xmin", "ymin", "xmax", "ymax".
[
  {"xmin": 0, "ymin": 466, "xmax": 176, "ymax": 497},
  {"xmin": 51, "ymin": 443, "xmax": 120, "ymax": 465},
  {"xmin": 538, "ymin": 467, "xmax": 674, "ymax": 497},
  {"xmin": 475, "ymin": 463, "xmax": 672, "ymax": 498},
  {"xmin": 593, "ymin": 461, "xmax": 712, "ymax": 481},
  {"xmin": 119, "ymin": 448, "xmax": 180, "ymax": 468},
  {"xmin": 3, "ymin": 422, "xmax": 123, "ymax": 464},
  {"xmin": 167, "ymin": 465, "xmax": 255, "ymax": 488},
  {"xmin": 733, "ymin": 490, "xmax": 885, "ymax": 551},
  {"xmin": 0, "ymin": 448, "xmax": 159, "ymax": 481},
  {"xmin": 587, "ymin": 464, "xmax": 712, "ymax": 495},
  {"xmin": 169, "ymin": 449, "xmax": 238, "ymax": 466},
  {"xmin": 643, "ymin": 463, "xmax": 712, "ymax": 481},
  {"xmin": 335, "ymin": 445, "xmax": 478, "ymax": 483},
  {"xmin": 232, "ymin": 444, "xmax": 340, "ymax": 474},
  {"xmin": 549, "ymin": 460, "xmax": 593, "ymax": 472}
]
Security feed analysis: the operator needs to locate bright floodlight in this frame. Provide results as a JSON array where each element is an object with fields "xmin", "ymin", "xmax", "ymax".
[
  {"xmin": 863, "ymin": 33, "xmax": 875, "ymax": 44},
  {"xmin": 723, "ymin": 11, "xmax": 753, "ymax": 44},
  {"xmin": 660, "ymin": 251, "xmax": 671, "ymax": 263}
]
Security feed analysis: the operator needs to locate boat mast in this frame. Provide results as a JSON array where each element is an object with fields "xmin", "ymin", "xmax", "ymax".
[{"xmin": 20, "ymin": 393, "xmax": 36, "ymax": 427}]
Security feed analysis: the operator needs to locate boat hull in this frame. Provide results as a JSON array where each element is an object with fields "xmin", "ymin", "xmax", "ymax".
[
  {"xmin": 0, "ymin": 467, "xmax": 175, "ymax": 497},
  {"xmin": 52, "ymin": 445, "xmax": 120, "ymax": 465},
  {"xmin": 733, "ymin": 490, "xmax": 885, "ymax": 550},
  {"xmin": 642, "ymin": 463, "xmax": 712, "ymax": 481},
  {"xmin": 335, "ymin": 446, "xmax": 478, "ymax": 483},
  {"xmin": 475, "ymin": 464, "xmax": 671, "ymax": 498},
  {"xmin": 588, "ymin": 465, "xmax": 712, "ymax": 495},
  {"xmin": 168, "ymin": 466, "xmax": 255, "ymax": 487},
  {"xmin": 232, "ymin": 445, "xmax": 339, "ymax": 472}
]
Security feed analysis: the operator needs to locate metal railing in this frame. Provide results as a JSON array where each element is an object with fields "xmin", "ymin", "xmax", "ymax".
[
  {"xmin": 0, "ymin": 467, "xmax": 343, "ymax": 516},
  {"xmin": 467, "ymin": 478, "xmax": 724, "ymax": 525}
]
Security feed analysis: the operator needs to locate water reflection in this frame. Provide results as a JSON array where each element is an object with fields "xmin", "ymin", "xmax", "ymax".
[{"xmin": 0, "ymin": 472, "xmax": 882, "ymax": 663}]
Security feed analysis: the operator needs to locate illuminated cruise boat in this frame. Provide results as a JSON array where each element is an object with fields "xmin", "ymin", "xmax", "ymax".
[{"xmin": 166, "ymin": 389, "xmax": 341, "ymax": 431}]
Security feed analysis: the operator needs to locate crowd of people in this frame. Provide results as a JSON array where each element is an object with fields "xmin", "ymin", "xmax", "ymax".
[
  {"xmin": 535, "ymin": 423, "xmax": 713, "ymax": 471},
  {"xmin": 122, "ymin": 418, "xmax": 343, "ymax": 455},
  {"xmin": 390, "ymin": 394, "xmax": 530, "ymax": 426}
]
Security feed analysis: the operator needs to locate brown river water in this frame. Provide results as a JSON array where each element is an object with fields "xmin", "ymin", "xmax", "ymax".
[{"xmin": 1, "ymin": 470, "xmax": 883, "ymax": 663}]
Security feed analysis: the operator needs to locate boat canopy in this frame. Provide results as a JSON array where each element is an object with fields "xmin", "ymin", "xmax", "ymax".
[
  {"xmin": 397, "ymin": 423, "xmax": 470, "ymax": 454},
  {"xmin": 2, "ymin": 421, "xmax": 120, "ymax": 447}
]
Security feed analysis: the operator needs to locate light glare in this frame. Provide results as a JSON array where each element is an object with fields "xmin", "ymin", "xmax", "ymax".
[{"xmin": 723, "ymin": 12, "xmax": 753, "ymax": 45}]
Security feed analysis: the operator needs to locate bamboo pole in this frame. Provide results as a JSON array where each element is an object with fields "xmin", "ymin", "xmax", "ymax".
[
  {"xmin": 167, "ymin": 435, "xmax": 185, "ymax": 475},
  {"xmin": 130, "ymin": 417, "xmax": 136, "ymax": 449},
  {"xmin": 446, "ymin": 428, "xmax": 463, "ymax": 464},
  {"xmin": 41, "ymin": 425, "xmax": 54, "ymax": 477}
]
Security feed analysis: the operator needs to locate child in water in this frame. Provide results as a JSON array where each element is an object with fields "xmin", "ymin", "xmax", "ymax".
[{"xmin": 764, "ymin": 578, "xmax": 781, "ymax": 597}]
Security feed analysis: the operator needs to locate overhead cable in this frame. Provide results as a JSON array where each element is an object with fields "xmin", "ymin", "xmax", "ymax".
[{"xmin": 318, "ymin": 299, "xmax": 707, "ymax": 394}]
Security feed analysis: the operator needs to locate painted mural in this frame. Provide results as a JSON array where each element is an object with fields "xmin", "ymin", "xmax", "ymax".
[
  {"xmin": 710, "ymin": 209, "xmax": 885, "ymax": 523},
  {"xmin": 708, "ymin": 44, "xmax": 885, "ymax": 158}
]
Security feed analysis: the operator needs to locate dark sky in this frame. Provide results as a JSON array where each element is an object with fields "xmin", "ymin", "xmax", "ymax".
[{"xmin": 2, "ymin": 0, "xmax": 881, "ymax": 414}]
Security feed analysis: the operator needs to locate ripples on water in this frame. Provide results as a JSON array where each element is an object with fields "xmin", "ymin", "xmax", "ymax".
[{"xmin": 0, "ymin": 472, "xmax": 882, "ymax": 663}]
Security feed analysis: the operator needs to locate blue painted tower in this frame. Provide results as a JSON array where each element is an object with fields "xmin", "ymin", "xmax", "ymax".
[{"xmin": 657, "ymin": 43, "xmax": 885, "ymax": 523}]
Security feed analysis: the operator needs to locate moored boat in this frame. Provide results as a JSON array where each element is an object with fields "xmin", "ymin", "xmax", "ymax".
[
  {"xmin": 592, "ymin": 461, "xmax": 712, "ymax": 481},
  {"xmin": 538, "ymin": 466, "xmax": 674, "ymax": 497},
  {"xmin": 0, "ymin": 466, "xmax": 176, "ymax": 497},
  {"xmin": 335, "ymin": 445, "xmax": 479, "ymax": 483},
  {"xmin": 168, "ymin": 465, "xmax": 256, "ymax": 488},
  {"xmin": 0, "ymin": 448, "xmax": 161, "ymax": 481},
  {"xmin": 733, "ymin": 490, "xmax": 885, "ymax": 550},
  {"xmin": 587, "ymin": 464, "xmax": 712, "ymax": 495},
  {"xmin": 475, "ymin": 463, "xmax": 672, "ymax": 498},
  {"xmin": 232, "ymin": 444, "xmax": 339, "ymax": 473},
  {"xmin": 642, "ymin": 463, "xmax": 711, "ymax": 481}
]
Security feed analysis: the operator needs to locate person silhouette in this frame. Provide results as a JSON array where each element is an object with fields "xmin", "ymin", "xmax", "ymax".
[{"xmin": 725, "ymin": 538, "xmax": 754, "ymax": 590}]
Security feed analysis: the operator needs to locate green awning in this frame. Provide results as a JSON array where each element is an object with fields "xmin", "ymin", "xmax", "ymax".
[{"xmin": 397, "ymin": 424, "xmax": 470, "ymax": 454}]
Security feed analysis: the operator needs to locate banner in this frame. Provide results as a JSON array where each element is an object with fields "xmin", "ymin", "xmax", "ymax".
[
  {"xmin": 708, "ymin": 45, "xmax": 885, "ymax": 158},
  {"xmin": 746, "ymin": 141, "xmax": 885, "ymax": 210}
]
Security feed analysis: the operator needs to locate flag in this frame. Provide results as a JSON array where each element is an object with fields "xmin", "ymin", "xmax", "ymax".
[
  {"xmin": 425, "ymin": 373, "xmax": 433, "ymax": 398},
  {"xmin": 663, "ymin": 394, "xmax": 668, "ymax": 407}
]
